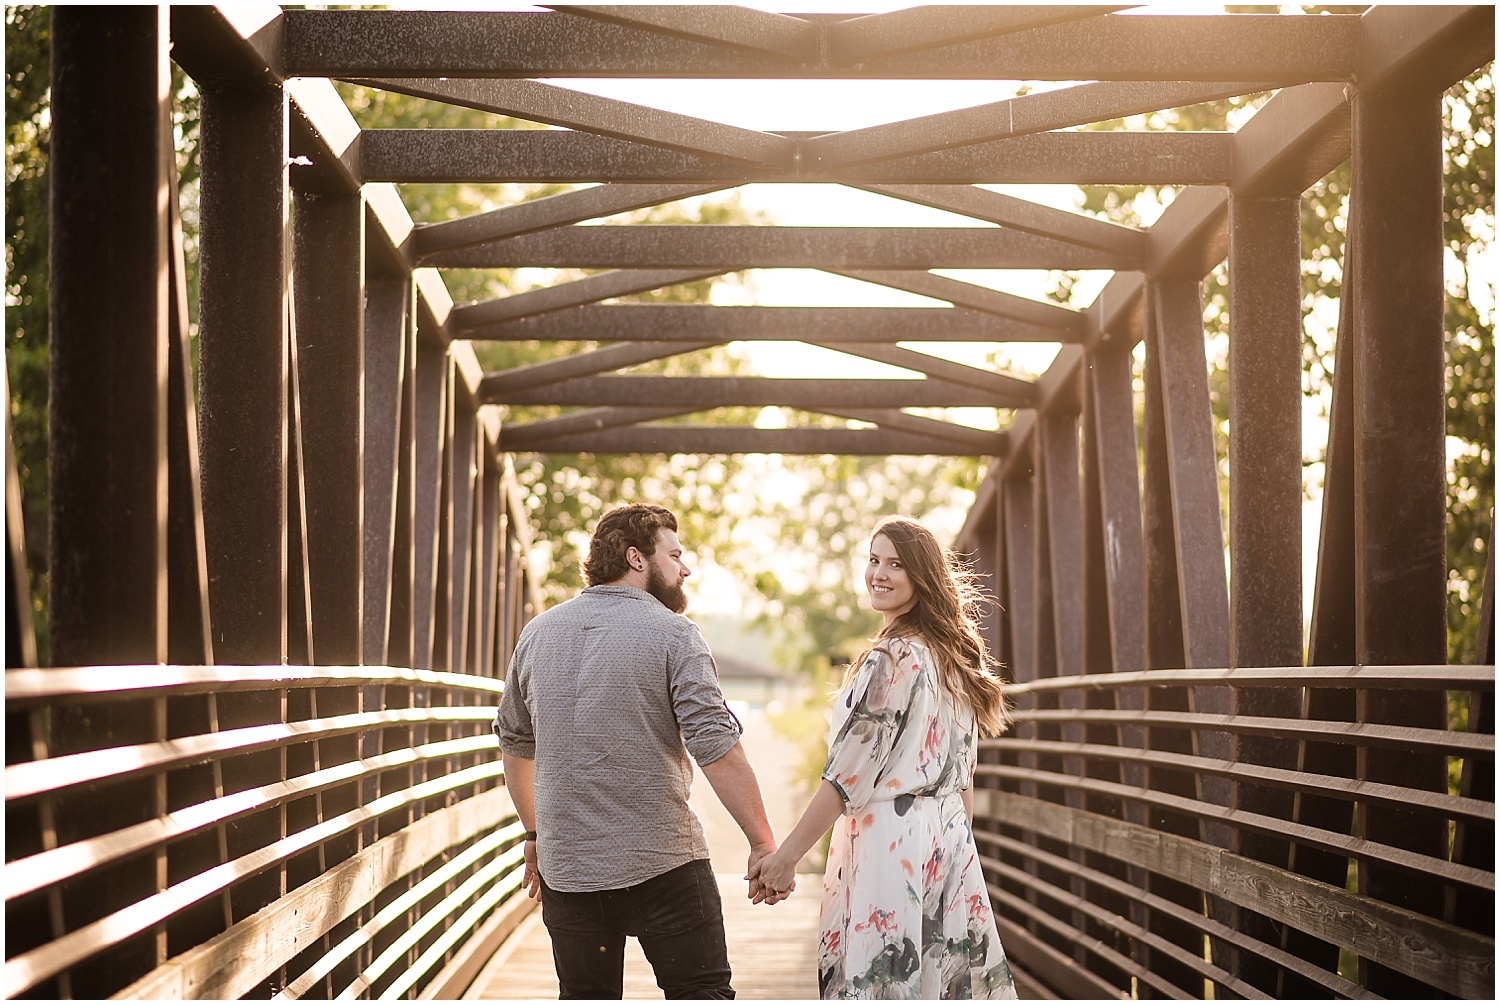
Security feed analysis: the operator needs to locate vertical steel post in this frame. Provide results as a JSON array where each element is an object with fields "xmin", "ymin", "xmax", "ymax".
[
  {"xmin": 48, "ymin": 8, "xmax": 170, "ymax": 668},
  {"xmin": 364, "ymin": 277, "xmax": 408, "ymax": 669},
  {"xmin": 198, "ymin": 83, "xmax": 288, "ymax": 666},
  {"xmin": 293, "ymin": 188, "xmax": 366, "ymax": 666},
  {"xmin": 1349, "ymin": 82, "xmax": 1449, "ymax": 996},
  {"xmin": 1226, "ymin": 194, "xmax": 1307, "ymax": 991}
]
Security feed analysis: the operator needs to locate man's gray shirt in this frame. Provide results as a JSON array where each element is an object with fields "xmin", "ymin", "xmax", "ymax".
[{"xmin": 494, "ymin": 585, "xmax": 743, "ymax": 892}]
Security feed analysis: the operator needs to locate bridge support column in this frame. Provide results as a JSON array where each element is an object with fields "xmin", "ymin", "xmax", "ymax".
[
  {"xmin": 1226, "ymin": 195, "xmax": 1309, "ymax": 992},
  {"xmin": 1349, "ymin": 82, "xmax": 1450, "ymax": 996},
  {"xmin": 48, "ymin": 7, "xmax": 170, "ymax": 669},
  {"xmin": 293, "ymin": 188, "xmax": 366, "ymax": 667},
  {"xmin": 199, "ymin": 83, "xmax": 289, "ymax": 665}
]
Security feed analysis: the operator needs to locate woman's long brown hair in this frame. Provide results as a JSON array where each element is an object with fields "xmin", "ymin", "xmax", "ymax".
[{"xmin": 861, "ymin": 516, "xmax": 1012, "ymax": 737}]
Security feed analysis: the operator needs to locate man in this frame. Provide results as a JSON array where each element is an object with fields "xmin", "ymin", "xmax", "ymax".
[{"xmin": 495, "ymin": 503, "xmax": 789, "ymax": 1000}]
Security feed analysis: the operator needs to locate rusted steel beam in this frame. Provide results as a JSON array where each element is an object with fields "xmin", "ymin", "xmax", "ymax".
[
  {"xmin": 500, "ymin": 407, "xmax": 696, "ymax": 449},
  {"xmin": 167, "ymin": 162, "xmax": 214, "ymax": 668},
  {"xmin": 1349, "ymin": 83, "xmax": 1450, "ymax": 997},
  {"xmin": 1150, "ymin": 281, "xmax": 1230, "ymax": 671},
  {"xmin": 852, "ymin": 185, "xmax": 1148, "ymax": 259},
  {"xmin": 812, "ymin": 408, "xmax": 1008, "ymax": 454},
  {"xmin": 349, "ymin": 77, "xmax": 796, "ymax": 168},
  {"xmin": 1232, "ymin": 82, "xmax": 1351, "ymax": 198},
  {"xmin": 49, "ymin": 9, "xmax": 171, "ymax": 668},
  {"xmin": 452, "ymin": 270, "xmax": 723, "ymax": 328},
  {"xmin": 1003, "ymin": 465, "xmax": 1039, "ymax": 686},
  {"xmin": 198, "ymin": 87, "xmax": 288, "ymax": 665},
  {"xmin": 505, "ymin": 426, "xmax": 1001, "ymax": 456},
  {"xmin": 486, "ymin": 375, "xmax": 1019, "ymax": 409},
  {"xmin": 462, "ymin": 304, "xmax": 1069, "ymax": 344},
  {"xmin": 445, "ymin": 390, "xmax": 478, "ymax": 676},
  {"xmin": 1227, "ymin": 197, "xmax": 1304, "ymax": 669},
  {"xmin": 480, "ymin": 342, "xmax": 720, "ymax": 395},
  {"xmin": 817, "ymin": 344, "xmax": 1036, "ymax": 400},
  {"xmin": 415, "ymin": 184, "xmax": 727, "ymax": 258},
  {"xmin": 1086, "ymin": 345, "xmax": 1146, "ymax": 677},
  {"xmin": 826, "ymin": 5, "xmax": 1130, "ymax": 65},
  {"xmin": 5, "ymin": 368, "xmax": 36, "ymax": 669},
  {"xmin": 1358, "ymin": 4, "xmax": 1494, "ymax": 94},
  {"xmin": 547, "ymin": 4, "xmax": 819, "ymax": 61},
  {"xmin": 410, "ymin": 344, "xmax": 448, "ymax": 671},
  {"xmin": 834, "ymin": 269, "xmax": 1084, "ymax": 334},
  {"xmin": 1147, "ymin": 185, "xmax": 1230, "ymax": 280},
  {"xmin": 363, "ymin": 278, "xmax": 408, "ymax": 668},
  {"xmin": 357, "ymin": 129, "xmax": 1233, "ymax": 187},
  {"xmin": 386, "ymin": 294, "xmax": 418, "ymax": 671},
  {"xmin": 805, "ymin": 80, "xmax": 1275, "ymax": 170},
  {"xmin": 293, "ymin": 188, "xmax": 366, "ymax": 667},
  {"xmin": 280, "ymin": 10, "xmax": 1358, "ymax": 82},
  {"xmin": 424, "ymin": 226, "xmax": 1140, "ymax": 271}
]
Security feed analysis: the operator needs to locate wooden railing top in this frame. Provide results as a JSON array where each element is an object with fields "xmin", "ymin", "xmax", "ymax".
[
  {"xmin": 1003, "ymin": 663, "xmax": 1495, "ymax": 696},
  {"xmin": 3, "ymin": 663, "xmax": 507, "ymax": 706}
]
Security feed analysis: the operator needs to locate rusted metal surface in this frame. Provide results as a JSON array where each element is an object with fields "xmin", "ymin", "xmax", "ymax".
[
  {"xmin": 359, "ymin": 127, "xmax": 1235, "ymax": 186},
  {"xmin": 462, "ymin": 303, "xmax": 1066, "ymax": 344},
  {"xmin": 280, "ymin": 10, "xmax": 1359, "ymax": 82},
  {"xmin": 424, "ymin": 224, "xmax": 1142, "ymax": 271},
  {"xmin": 485, "ymin": 375, "xmax": 1023, "ymax": 409},
  {"xmin": 48, "ymin": 9, "xmax": 170, "ymax": 670}
]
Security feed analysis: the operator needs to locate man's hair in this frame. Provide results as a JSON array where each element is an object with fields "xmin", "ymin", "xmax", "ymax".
[{"xmin": 583, "ymin": 504, "xmax": 679, "ymax": 586}]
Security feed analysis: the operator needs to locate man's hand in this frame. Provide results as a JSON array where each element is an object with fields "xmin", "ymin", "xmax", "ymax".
[
  {"xmin": 748, "ymin": 843, "xmax": 799, "ymax": 903},
  {"xmin": 746, "ymin": 842, "xmax": 796, "ymax": 905},
  {"xmin": 522, "ymin": 838, "xmax": 541, "ymax": 900}
]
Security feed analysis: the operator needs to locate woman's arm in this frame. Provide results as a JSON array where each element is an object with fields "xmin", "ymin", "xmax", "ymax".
[{"xmin": 747, "ymin": 780, "xmax": 846, "ymax": 896}]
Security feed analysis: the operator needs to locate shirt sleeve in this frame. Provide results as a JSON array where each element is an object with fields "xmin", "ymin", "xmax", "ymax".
[
  {"xmin": 669, "ymin": 622, "xmax": 743, "ymax": 766},
  {"xmin": 821, "ymin": 642, "xmax": 921, "ymax": 811},
  {"xmin": 493, "ymin": 636, "xmax": 536, "ymax": 759}
]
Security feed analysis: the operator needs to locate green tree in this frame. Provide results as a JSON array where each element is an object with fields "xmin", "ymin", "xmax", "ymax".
[{"xmin": 6, "ymin": 5, "xmax": 51, "ymax": 661}]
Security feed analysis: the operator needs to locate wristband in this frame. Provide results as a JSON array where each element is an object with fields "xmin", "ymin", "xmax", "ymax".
[{"xmin": 525, "ymin": 830, "xmax": 538, "ymax": 841}]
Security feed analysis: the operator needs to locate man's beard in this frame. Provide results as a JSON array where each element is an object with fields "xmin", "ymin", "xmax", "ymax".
[{"xmin": 645, "ymin": 562, "xmax": 688, "ymax": 614}]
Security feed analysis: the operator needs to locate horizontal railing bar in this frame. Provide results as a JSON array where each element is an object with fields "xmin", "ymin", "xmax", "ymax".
[
  {"xmin": 117, "ymin": 788, "xmax": 517, "ymax": 1000},
  {"xmin": 973, "ymin": 826, "xmax": 1375, "ymax": 999},
  {"xmin": 982, "ymin": 851, "xmax": 1266, "ymax": 999},
  {"xmin": 280, "ymin": 823, "xmax": 524, "ymax": 999},
  {"xmin": 402, "ymin": 866, "xmax": 526, "ymax": 1001},
  {"xmin": 341, "ymin": 839, "xmax": 523, "ymax": 998},
  {"xmin": 975, "ymin": 789, "xmax": 1494, "ymax": 998},
  {"xmin": 992, "ymin": 736, "xmax": 1494, "ymax": 825},
  {"xmin": 1003, "ymin": 664, "xmax": 1495, "ymax": 695},
  {"xmin": 5, "ymin": 735, "xmax": 496, "ymax": 902},
  {"xmin": 5, "ymin": 706, "xmax": 495, "ymax": 802},
  {"xmin": 987, "ymin": 884, "xmax": 1188, "ymax": 999},
  {"xmin": 3, "ymin": 663, "xmax": 506, "ymax": 706},
  {"xmin": 2, "ymin": 762, "xmax": 504, "ymax": 999},
  {"xmin": 974, "ymin": 766, "xmax": 1494, "ymax": 892},
  {"xmin": 1005, "ymin": 708, "xmax": 1494, "ymax": 758}
]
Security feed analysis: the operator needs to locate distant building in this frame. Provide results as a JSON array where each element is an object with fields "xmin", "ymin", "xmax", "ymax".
[{"xmin": 712, "ymin": 650, "xmax": 802, "ymax": 709}]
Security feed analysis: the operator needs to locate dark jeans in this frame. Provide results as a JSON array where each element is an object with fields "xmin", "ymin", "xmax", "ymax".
[{"xmin": 539, "ymin": 859, "xmax": 735, "ymax": 999}]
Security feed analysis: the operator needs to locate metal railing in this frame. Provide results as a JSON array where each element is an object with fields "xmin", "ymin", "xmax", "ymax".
[
  {"xmin": 972, "ymin": 664, "xmax": 1495, "ymax": 999},
  {"xmin": 4, "ymin": 664, "xmax": 532, "ymax": 1000}
]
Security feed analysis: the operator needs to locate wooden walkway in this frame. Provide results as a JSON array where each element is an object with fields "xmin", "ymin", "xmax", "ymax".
[{"xmin": 465, "ymin": 874, "xmax": 822, "ymax": 1000}]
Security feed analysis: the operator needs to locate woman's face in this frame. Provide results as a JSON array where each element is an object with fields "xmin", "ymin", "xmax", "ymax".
[{"xmin": 865, "ymin": 533, "xmax": 916, "ymax": 625}]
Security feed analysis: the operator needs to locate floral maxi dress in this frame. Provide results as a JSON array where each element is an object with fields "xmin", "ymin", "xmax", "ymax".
[{"xmin": 818, "ymin": 638, "xmax": 1016, "ymax": 1000}]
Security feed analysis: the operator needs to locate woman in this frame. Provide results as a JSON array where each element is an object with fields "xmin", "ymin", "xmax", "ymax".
[{"xmin": 750, "ymin": 516, "xmax": 1016, "ymax": 999}]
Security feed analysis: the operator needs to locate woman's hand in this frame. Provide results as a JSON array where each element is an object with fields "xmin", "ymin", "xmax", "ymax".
[{"xmin": 748, "ymin": 846, "xmax": 798, "ymax": 901}]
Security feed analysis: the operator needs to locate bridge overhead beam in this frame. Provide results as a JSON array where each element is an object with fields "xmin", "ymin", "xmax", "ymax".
[
  {"xmin": 358, "ymin": 130, "xmax": 1234, "ymax": 187},
  {"xmin": 281, "ymin": 10, "xmax": 1358, "ymax": 81},
  {"xmin": 48, "ymin": 9, "xmax": 172, "ymax": 668},
  {"xmin": 485, "ymin": 375, "xmax": 1024, "ymax": 410},
  {"xmin": 459, "ymin": 305, "xmax": 1074, "ymax": 344},
  {"xmin": 423, "ymin": 225, "xmax": 1142, "ymax": 271},
  {"xmin": 503, "ymin": 426, "xmax": 1003, "ymax": 456}
]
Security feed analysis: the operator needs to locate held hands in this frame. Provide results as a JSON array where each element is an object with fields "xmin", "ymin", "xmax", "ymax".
[
  {"xmin": 746, "ymin": 843, "xmax": 798, "ymax": 906},
  {"xmin": 746, "ymin": 842, "xmax": 795, "ymax": 906}
]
